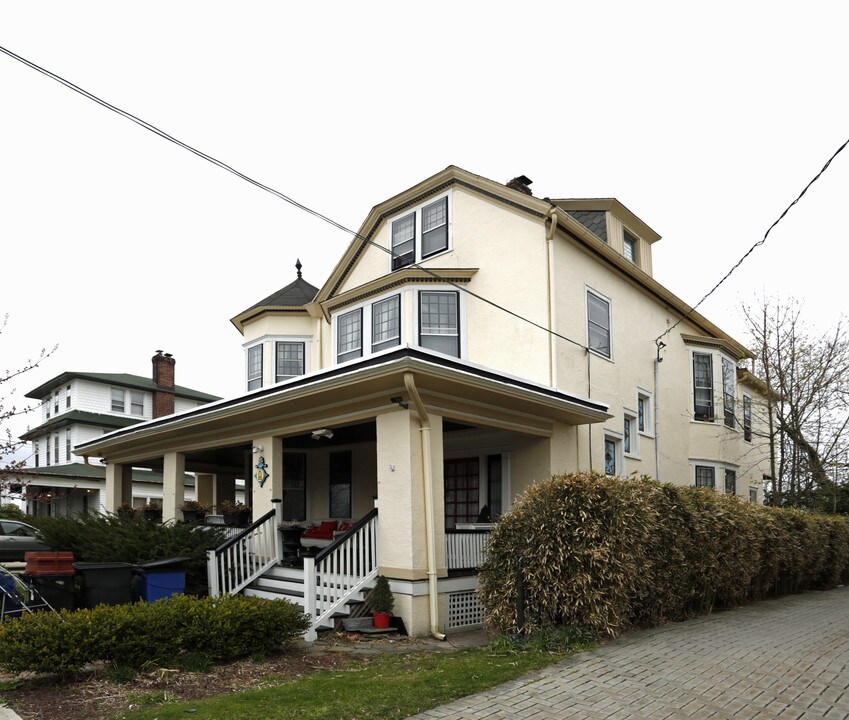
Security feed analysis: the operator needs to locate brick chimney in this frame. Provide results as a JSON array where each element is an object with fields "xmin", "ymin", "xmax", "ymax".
[
  {"xmin": 152, "ymin": 350, "xmax": 176, "ymax": 419},
  {"xmin": 506, "ymin": 175, "xmax": 533, "ymax": 196}
]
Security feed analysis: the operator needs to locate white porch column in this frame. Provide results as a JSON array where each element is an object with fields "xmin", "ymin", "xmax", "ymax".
[
  {"xmin": 251, "ymin": 435, "xmax": 283, "ymax": 519},
  {"xmin": 162, "ymin": 452, "xmax": 186, "ymax": 522},
  {"xmin": 376, "ymin": 410, "xmax": 444, "ymax": 637},
  {"xmin": 105, "ymin": 463, "xmax": 132, "ymax": 512}
]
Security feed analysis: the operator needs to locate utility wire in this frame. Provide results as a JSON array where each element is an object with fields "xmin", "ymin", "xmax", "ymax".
[
  {"xmin": 655, "ymin": 137, "xmax": 849, "ymax": 350},
  {"xmin": 0, "ymin": 43, "xmax": 587, "ymax": 352}
]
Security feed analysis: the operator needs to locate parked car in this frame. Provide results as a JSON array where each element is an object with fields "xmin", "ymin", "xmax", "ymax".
[{"xmin": 0, "ymin": 520, "xmax": 47, "ymax": 562}]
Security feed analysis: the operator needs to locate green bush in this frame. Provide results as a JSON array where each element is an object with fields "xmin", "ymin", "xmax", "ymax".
[
  {"xmin": 0, "ymin": 504, "xmax": 27, "ymax": 521},
  {"xmin": 0, "ymin": 594, "xmax": 310, "ymax": 675},
  {"xmin": 478, "ymin": 472, "xmax": 849, "ymax": 639},
  {"xmin": 34, "ymin": 512, "xmax": 227, "ymax": 595}
]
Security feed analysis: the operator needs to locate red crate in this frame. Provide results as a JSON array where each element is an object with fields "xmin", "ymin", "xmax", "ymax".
[{"xmin": 24, "ymin": 551, "xmax": 75, "ymax": 575}]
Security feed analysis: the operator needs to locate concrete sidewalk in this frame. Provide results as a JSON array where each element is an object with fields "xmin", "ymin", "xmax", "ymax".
[{"xmin": 412, "ymin": 587, "xmax": 849, "ymax": 719}]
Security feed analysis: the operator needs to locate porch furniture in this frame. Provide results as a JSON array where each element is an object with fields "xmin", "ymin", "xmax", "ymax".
[{"xmin": 300, "ymin": 519, "xmax": 352, "ymax": 548}]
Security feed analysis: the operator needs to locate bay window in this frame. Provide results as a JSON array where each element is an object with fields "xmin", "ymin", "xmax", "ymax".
[
  {"xmin": 337, "ymin": 308, "xmax": 363, "ymax": 363},
  {"xmin": 247, "ymin": 345, "xmax": 263, "ymax": 391},
  {"xmin": 371, "ymin": 295, "xmax": 401, "ymax": 353},
  {"xmin": 693, "ymin": 353, "xmax": 713, "ymax": 421},
  {"xmin": 276, "ymin": 341, "xmax": 305, "ymax": 381}
]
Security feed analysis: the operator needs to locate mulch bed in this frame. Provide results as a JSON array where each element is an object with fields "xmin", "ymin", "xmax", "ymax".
[{"xmin": 1, "ymin": 646, "xmax": 358, "ymax": 720}]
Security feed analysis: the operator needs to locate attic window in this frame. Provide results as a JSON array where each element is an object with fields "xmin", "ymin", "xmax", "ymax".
[{"xmin": 389, "ymin": 193, "xmax": 450, "ymax": 271}]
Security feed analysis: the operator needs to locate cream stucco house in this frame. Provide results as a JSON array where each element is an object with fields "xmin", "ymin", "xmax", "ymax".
[{"xmin": 75, "ymin": 166, "xmax": 770, "ymax": 639}]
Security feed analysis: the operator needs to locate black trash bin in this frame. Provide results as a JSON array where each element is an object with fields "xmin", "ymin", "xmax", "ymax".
[
  {"xmin": 135, "ymin": 557, "xmax": 189, "ymax": 602},
  {"xmin": 74, "ymin": 562, "xmax": 137, "ymax": 608},
  {"xmin": 21, "ymin": 573, "xmax": 76, "ymax": 611}
]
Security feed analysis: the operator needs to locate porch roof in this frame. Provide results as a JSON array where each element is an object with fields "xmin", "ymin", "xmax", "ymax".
[{"xmin": 75, "ymin": 347, "xmax": 610, "ymax": 466}]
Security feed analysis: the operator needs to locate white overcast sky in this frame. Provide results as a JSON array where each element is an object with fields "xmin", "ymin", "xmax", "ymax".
[{"xmin": 2, "ymin": 2, "xmax": 847, "ymax": 453}]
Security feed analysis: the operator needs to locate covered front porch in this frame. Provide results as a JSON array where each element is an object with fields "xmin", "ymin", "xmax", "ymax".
[{"xmin": 76, "ymin": 348, "xmax": 609, "ymax": 637}]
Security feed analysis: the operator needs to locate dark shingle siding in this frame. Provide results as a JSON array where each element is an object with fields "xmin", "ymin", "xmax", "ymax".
[{"xmin": 567, "ymin": 210, "xmax": 608, "ymax": 243}]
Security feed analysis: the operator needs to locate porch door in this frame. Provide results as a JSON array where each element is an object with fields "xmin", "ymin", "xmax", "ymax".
[
  {"xmin": 444, "ymin": 458, "xmax": 480, "ymax": 529},
  {"xmin": 283, "ymin": 453, "xmax": 307, "ymax": 521}
]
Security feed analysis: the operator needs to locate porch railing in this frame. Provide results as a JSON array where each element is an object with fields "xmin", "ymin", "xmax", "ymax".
[
  {"xmin": 207, "ymin": 500, "xmax": 282, "ymax": 597},
  {"xmin": 445, "ymin": 528, "xmax": 491, "ymax": 571},
  {"xmin": 303, "ymin": 508, "xmax": 378, "ymax": 641}
]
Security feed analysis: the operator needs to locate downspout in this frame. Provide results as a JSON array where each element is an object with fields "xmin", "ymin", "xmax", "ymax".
[
  {"xmin": 404, "ymin": 371, "xmax": 446, "ymax": 641},
  {"xmin": 545, "ymin": 206, "xmax": 559, "ymax": 388},
  {"xmin": 654, "ymin": 340, "xmax": 665, "ymax": 482}
]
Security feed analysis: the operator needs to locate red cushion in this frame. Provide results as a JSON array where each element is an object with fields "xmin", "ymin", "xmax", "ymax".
[
  {"xmin": 318, "ymin": 520, "xmax": 338, "ymax": 534},
  {"xmin": 337, "ymin": 521, "xmax": 352, "ymax": 533},
  {"xmin": 302, "ymin": 524, "xmax": 321, "ymax": 537}
]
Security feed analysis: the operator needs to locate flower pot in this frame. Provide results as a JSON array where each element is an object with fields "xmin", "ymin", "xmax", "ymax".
[
  {"xmin": 373, "ymin": 612, "xmax": 391, "ymax": 629},
  {"xmin": 143, "ymin": 509, "xmax": 162, "ymax": 522},
  {"xmin": 182, "ymin": 510, "xmax": 205, "ymax": 524}
]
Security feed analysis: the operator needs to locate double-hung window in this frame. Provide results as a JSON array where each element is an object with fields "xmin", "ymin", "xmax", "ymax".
[
  {"xmin": 111, "ymin": 388, "xmax": 125, "ymax": 413},
  {"xmin": 693, "ymin": 353, "xmax": 713, "ymax": 421},
  {"xmin": 372, "ymin": 295, "xmax": 401, "ymax": 353},
  {"xmin": 390, "ymin": 195, "xmax": 450, "ymax": 270},
  {"xmin": 419, "ymin": 291, "xmax": 459, "ymax": 357},
  {"xmin": 391, "ymin": 213, "xmax": 416, "ymax": 270},
  {"xmin": 587, "ymin": 290, "xmax": 611, "ymax": 358},
  {"xmin": 130, "ymin": 391, "xmax": 144, "ymax": 416},
  {"xmin": 247, "ymin": 345, "xmax": 263, "ymax": 390},
  {"xmin": 722, "ymin": 358, "xmax": 736, "ymax": 428},
  {"xmin": 604, "ymin": 436, "xmax": 620, "ymax": 475},
  {"xmin": 276, "ymin": 342, "xmax": 305, "ymax": 382},
  {"xmin": 66, "ymin": 384, "xmax": 71, "ymax": 409},
  {"xmin": 46, "ymin": 436, "xmax": 51, "ymax": 466},
  {"xmin": 743, "ymin": 396, "xmax": 752, "ymax": 442},
  {"xmin": 337, "ymin": 308, "xmax": 363, "ymax": 363}
]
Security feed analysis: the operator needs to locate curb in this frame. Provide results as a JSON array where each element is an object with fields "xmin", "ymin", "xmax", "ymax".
[{"xmin": 0, "ymin": 705, "xmax": 23, "ymax": 720}]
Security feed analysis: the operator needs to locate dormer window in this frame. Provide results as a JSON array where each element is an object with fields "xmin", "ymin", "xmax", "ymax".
[
  {"xmin": 111, "ymin": 387, "xmax": 125, "ymax": 413},
  {"xmin": 623, "ymin": 230, "xmax": 637, "ymax": 263},
  {"xmin": 390, "ymin": 194, "xmax": 450, "ymax": 270}
]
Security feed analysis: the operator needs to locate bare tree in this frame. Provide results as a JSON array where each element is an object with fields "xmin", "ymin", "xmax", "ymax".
[
  {"xmin": 743, "ymin": 298, "xmax": 849, "ymax": 510},
  {"xmin": 0, "ymin": 315, "xmax": 56, "ymax": 497}
]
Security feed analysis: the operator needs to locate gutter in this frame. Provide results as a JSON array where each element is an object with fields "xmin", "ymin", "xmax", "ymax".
[{"xmin": 404, "ymin": 372, "xmax": 446, "ymax": 641}]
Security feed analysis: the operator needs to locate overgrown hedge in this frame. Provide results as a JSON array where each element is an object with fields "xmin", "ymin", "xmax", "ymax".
[
  {"xmin": 0, "ymin": 594, "xmax": 310, "ymax": 675},
  {"xmin": 33, "ymin": 512, "xmax": 227, "ymax": 595},
  {"xmin": 478, "ymin": 472, "xmax": 849, "ymax": 638}
]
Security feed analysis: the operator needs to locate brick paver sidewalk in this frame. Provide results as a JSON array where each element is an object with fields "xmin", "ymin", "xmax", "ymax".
[{"xmin": 413, "ymin": 587, "xmax": 849, "ymax": 719}]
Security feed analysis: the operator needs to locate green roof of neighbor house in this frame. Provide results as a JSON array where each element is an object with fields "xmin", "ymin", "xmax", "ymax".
[
  {"xmin": 25, "ymin": 372, "xmax": 221, "ymax": 403},
  {"xmin": 12, "ymin": 463, "xmax": 195, "ymax": 486},
  {"xmin": 19, "ymin": 411, "xmax": 143, "ymax": 441}
]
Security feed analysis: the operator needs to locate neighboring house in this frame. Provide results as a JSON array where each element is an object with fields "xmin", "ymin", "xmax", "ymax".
[
  {"xmin": 76, "ymin": 167, "xmax": 771, "ymax": 637},
  {"xmin": 14, "ymin": 352, "xmax": 220, "ymax": 516}
]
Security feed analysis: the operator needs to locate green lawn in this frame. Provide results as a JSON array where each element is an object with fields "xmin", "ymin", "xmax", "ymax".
[{"xmin": 111, "ymin": 645, "xmax": 575, "ymax": 720}]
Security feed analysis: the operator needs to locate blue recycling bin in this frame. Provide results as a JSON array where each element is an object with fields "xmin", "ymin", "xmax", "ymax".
[
  {"xmin": 135, "ymin": 557, "xmax": 189, "ymax": 602},
  {"xmin": 0, "ymin": 574, "xmax": 24, "ymax": 618}
]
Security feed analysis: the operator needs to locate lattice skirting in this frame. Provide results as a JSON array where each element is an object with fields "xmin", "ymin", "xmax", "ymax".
[{"xmin": 447, "ymin": 590, "xmax": 484, "ymax": 629}]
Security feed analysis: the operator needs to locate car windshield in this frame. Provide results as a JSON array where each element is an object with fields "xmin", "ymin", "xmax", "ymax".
[{"xmin": 0, "ymin": 521, "xmax": 37, "ymax": 537}]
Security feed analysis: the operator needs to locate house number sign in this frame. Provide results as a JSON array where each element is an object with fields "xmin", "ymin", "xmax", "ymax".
[{"xmin": 254, "ymin": 456, "xmax": 269, "ymax": 487}]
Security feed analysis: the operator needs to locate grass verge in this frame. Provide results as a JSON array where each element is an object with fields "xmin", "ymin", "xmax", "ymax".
[{"xmin": 110, "ymin": 643, "xmax": 578, "ymax": 720}]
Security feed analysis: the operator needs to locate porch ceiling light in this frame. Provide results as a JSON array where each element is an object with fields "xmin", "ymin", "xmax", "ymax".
[
  {"xmin": 390, "ymin": 396, "xmax": 408, "ymax": 409},
  {"xmin": 311, "ymin": 428, "xmax": 334, "ymax": 440},
  {"xmin": 252, "ymin": 445, "xmax": 263, "ymax": 453}
]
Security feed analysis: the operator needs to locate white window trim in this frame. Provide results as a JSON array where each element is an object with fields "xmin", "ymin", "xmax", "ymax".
[
  {"xmin": 742, "ymin": 394, "xmax": 753, "ymax": 443},
  {"xmin": 416, "ymin": 288, "xmax": 462, "ymax": 359},
  {"xmin": 689, "ymin": 349, "xmax": 716, "ymax": 423},
  {"xmin": 585, "ymin": 286, "xmax": 614, "ymax": 361},
  {"xmin": 245, "ymin": 342, "xmax": 264, "ymax": 391},
  {"xmin": 334, "ymin": 292, "xmax": 403, "ymax": 366},
  {"xmin": 274, "ymin": 336, "xmax": 312, "ymax": 383},
  {"xmin": 110, "ymin": 387, "xmax": 126, "ymax": 414},
  {"xmin": 387, "ymin": 191, "xmax": 452, "ymax": 272},
  {"xmin": 623, "ymin": 227, "xmax": 639, "ymax": 264}
]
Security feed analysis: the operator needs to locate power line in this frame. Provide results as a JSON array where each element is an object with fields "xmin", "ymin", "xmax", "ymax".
[
  {"xmin": 0, "ymin": 43, "xmax": 587, "ymax": 352},
  {"xmin": 656, "ymin": 137, "xmax": 849, "ymax": 349}
]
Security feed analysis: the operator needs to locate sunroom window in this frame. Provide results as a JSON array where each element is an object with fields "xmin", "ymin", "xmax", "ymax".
[{"xmin": 419, "ymin": 291, "xmax": 459, "ymax": 357}]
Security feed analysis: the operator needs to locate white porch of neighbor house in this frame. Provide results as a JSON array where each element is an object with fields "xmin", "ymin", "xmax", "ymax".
[{"xmin": 86, "ymin": 351, "xmax": 609, "ymax": 639}]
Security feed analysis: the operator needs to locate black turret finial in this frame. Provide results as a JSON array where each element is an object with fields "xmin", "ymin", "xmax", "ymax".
[{"xmin": 296, "ymin": 258, "xmax": 302, "ymax": 278}]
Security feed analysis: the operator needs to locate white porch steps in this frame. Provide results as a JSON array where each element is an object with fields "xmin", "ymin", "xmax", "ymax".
[{"xmin": 244, "ymin": 564, "xmax": 368, "ymax": 632}]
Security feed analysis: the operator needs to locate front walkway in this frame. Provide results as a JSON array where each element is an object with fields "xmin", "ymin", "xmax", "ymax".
[{"xmin": 412, "ymin": 587, "xmax": 849, "ymax": 719}]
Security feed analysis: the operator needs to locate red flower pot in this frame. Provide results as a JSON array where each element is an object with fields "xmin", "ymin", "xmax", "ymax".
[{"xmin": 373, "ymin": 612, "xmax": 391, "ymax": 629}]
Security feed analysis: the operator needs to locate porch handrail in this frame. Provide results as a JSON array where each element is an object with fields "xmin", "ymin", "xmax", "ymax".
[
  {"xmin": 304, "ymin": 508, "xmax": 378, "ymax": 641},
  {"xmin": 207, "ymin": 500, "xmax": 282, "ymax": 597},
  {"xmin": 445, "ymin": 527, "xmax": 491, "ymax": 571}
]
